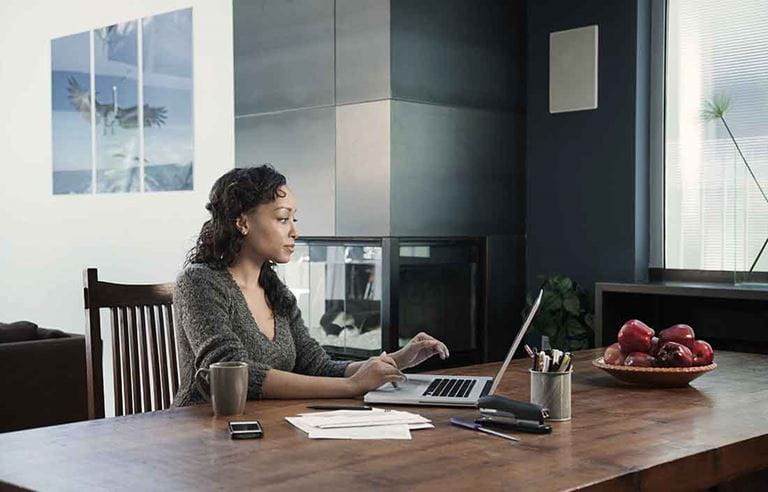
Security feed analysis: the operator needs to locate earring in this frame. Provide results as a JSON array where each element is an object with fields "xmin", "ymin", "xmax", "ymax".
[{"xmin": 240, "ymin": 229, "xmax": 248, "ymax": 236}]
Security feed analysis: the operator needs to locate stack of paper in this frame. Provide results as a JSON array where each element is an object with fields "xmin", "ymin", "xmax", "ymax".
[{"xmin": 286, "ymin": 409, "xmax": 433, "ymax": 440}]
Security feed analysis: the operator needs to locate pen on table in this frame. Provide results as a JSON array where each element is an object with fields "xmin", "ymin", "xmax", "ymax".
[
  {"xmin": 306, "ymin": 404, "xmax": 372, "ymax": 410},
  {"xmin": 449, "ymin": 418, "xmax": 519, "ymax": 442}
]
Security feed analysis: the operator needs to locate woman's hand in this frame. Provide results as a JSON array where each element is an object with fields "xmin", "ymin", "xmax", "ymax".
[
  {"xmin": 392, "ymin": 332, "xmax": 450, "ymax": 370},
  {"xmin": 347, "ymin": 353, "xmax": 405, "ymax": 394}
]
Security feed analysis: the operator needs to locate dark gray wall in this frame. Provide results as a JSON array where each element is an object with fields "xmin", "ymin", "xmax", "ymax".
[
  {"xmin": 233, "ymin": 0, "xmax": 337, "ymax": 236},
  {"xmin": 391, "ymin": 0, "xmax": 527, "ymax": 361},
  {"xmin": 335, "ymin": 0, "xmax": 390, "ymax": 105},
  {"xmin": 390, "ymin": 0, "xmax": 525, "ymax": 111},
  {"xmin": 526, "ymin": 0, "xmax": 651, "ymax": 302},
  {"xmin": 387, "ymin": 0, "xmax": 525, "ymax": 240},
  {"xmin": 389, "ymin": 101, "xmax": 521, "ymax": 237},
  {"xmin": 233, "ymin": 0, "xmax": 335, "ymax": 115}
]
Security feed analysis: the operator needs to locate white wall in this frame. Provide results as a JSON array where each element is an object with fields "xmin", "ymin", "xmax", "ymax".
[{"xmin": 0, "ymin": 0, "xmax": 234, "ymax": 334}]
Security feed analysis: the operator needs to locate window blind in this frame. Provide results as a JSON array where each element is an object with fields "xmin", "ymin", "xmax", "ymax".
[{"xmin": 665, "ymin": 0, "xmax": 768, "ymax": 272}]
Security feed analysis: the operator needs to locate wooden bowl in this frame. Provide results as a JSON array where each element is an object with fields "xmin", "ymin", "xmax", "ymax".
[{"xmin": 592, "ymin": 358, "xmax": 717, "ymax": 387}]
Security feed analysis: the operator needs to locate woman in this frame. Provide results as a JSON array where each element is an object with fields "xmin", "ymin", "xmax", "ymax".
[{"xmin": 172, "ymin": 165, "xmax": 449, "ymax": 406}]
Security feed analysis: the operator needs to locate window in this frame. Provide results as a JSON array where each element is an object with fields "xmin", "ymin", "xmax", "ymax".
[{"xmin": 664, "ymin": 0, "xmax": 768, "ymax": 273}]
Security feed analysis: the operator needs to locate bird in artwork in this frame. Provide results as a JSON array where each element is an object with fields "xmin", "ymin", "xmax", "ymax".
[{"xmin": 66, "ymin": 76, "xmax": 167, "ymax": 135}]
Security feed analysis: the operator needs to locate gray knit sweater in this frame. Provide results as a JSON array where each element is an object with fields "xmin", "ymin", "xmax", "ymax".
[{"xmin": 172, "ymin": 263, "xmax": 350, "ymax": 407}]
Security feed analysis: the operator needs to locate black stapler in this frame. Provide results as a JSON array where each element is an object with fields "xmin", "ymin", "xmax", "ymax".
[{"xmin": 475, "ymin": 395, "xmax": 552, "ymax": 434}]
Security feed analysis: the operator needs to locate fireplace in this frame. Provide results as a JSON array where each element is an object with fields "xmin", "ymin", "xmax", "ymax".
[{"xmin": 278, "ymin": 238, "xmax": 485, "ymax": 366}]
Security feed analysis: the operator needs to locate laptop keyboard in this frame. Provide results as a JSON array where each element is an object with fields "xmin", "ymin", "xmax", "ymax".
[{"xmin": 422, "ymin": 378, "xmax": 476, "ymax": 398}]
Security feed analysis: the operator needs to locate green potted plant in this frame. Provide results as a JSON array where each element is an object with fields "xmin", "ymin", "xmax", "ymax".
[{"xmin": 522, "ymin": 276, "xmax": 594, "ymax": 351}]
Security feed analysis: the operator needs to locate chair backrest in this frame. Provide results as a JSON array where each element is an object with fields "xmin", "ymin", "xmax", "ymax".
[{"xmin": 83, "ymin": 268, "xmax": 178, "ymax": 418}]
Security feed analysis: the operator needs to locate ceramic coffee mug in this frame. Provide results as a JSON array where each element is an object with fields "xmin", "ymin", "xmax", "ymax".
[{"xmin": 195, "ymin": 361, "xmax": 248, "ymax": 416}]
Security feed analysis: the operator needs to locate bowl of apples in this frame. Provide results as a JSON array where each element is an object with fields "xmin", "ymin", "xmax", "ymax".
[{"xmin": 592, "ymin": 320, "xmax": 717, "ymax": 387}]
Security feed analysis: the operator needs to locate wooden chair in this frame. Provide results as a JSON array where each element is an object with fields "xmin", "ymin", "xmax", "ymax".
[{"xmin": 83, "ymin": 268, "xmax": 178, "ymax": 418}]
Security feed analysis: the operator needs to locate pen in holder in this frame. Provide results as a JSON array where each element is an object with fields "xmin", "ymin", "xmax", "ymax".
[{"xmin": 529, "ymin": 369, "xmax": 571, "ymax": 421}]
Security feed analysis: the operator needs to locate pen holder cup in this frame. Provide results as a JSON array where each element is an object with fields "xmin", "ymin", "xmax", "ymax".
[{"xmin": 530, "ymin": 369, "xmax": 571, "ymax": 421}]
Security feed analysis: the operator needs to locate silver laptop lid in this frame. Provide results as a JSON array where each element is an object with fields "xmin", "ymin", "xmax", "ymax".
[{"xmin": 488, "ymin": 289, "xmax": 543, "ymax": 395}]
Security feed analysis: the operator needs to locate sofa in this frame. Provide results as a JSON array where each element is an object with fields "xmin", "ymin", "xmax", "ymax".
[{"xmin": 0, "ymin": 321, "xmax": 88, "ymax": 432}]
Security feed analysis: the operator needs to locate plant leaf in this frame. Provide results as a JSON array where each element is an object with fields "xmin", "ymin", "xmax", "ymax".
[
  {"xmin": 702, "ymin": 94, "xmax": 731, "ymax": 121},
  {"xmin": 526, "ymin": 275, "xmax": 596, "ymax": 349},
  {"xmin": 552, "ymin": 330, "xmax": 567, "ymax": 351},
  {"xmin": 565, "ymin": 318, "xmax": 587, "ymax": 336},
  {"xmin": 563, "ymin": 295, "xmax": 580, "ymax": 315},
  {"xmin": 542, "ymin": 291, "xmax": 562, "ymax": 312},
  {"xmin": 567, "ymin": 336, "xmax": 589, "ymax": 351},
  {"xmin": 532, "ymin": 312, "xmax": 557, "ymax": 337}
]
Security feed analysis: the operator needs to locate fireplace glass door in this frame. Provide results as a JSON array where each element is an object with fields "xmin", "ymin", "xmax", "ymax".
[{"xmin": 278, "ymin": 238, "xmax": 483, "ymax": 362}]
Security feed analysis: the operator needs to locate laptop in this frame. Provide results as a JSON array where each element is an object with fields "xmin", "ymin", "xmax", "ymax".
[{"xmin": 364, "ymin": 290, "xmax": 543, "ymax": 407}]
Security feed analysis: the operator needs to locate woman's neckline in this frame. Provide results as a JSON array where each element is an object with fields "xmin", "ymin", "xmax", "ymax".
[{"xmin": 222, "ymin": 267, "xmax": 279, "ymax": 343}]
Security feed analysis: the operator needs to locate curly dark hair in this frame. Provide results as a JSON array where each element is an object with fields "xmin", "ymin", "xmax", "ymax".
[{"xmin": 186, "ymin": 165, "xmax": 293, "ymax": 315}]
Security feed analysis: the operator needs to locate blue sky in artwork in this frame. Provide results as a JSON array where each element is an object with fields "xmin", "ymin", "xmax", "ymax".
[
  {"xmin": 143, "ymin": 8, "xmax": 193, "ymax": 171},
  {"xmin": 143, "ymin": 8, "xmax": 193, "ymax": 78},
  {"xmin": 52, "ymin": 32, "xmax": 91, "ymax": 176},
  {"xmin": 51, "ymin": 31, "xmax": 89, "ymax": 73}
]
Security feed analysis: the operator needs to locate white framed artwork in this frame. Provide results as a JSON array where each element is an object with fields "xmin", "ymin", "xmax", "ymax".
[
  {"xmin": 549, "ymin": 25, "xmax": 598, "ymax": 114},
  {"xmin": 51, "ymin": 8, "xmax": 194, "ymax": 194}
]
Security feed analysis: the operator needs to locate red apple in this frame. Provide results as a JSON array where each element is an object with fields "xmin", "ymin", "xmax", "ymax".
[
  {"xmin": 624, "ymin": 352, "xmax": 657, "ymax": 367},
  {"xmin": 617, "ymin": 319, "xmax": 655, "ymax": 353},
  {"xmin": 657, "ymin": 341, "xmax": 694, "ymax": 367},
  {"xmin": 603, "ymin": 343, "xmax": 627, "ymax": 365},
  {"xmin": 649, "ymin": 336, "xmax": 661, "ymax": 357},
  {"xmin": 659, "ymin": 324, "xmax": 696, "ymax": 350},
  {"xmin": 691, "ymin": 339, "xmax": 714, "ymax": 366}
]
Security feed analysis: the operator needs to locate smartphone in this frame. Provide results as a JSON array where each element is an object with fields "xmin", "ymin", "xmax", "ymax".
[{"xmin": 228, "ymin": 421, "xmax": 264, "ymax": 439}]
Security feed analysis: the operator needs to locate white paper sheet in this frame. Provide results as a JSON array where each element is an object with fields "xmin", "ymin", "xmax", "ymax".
[
  {"xmin": 286, "ymin": 409, "xmax": 433, "ymax": 440},
  {"xmin": 407, "ymin": 423, "xmax": 435, "ymax": 431},
  {"xmin": 285, "ymin": 416, "xmax": 317, "ymax": 434},
  {"xmin": 285, "ymin": 416, "xmax": 433, "ymax": 435},
  {"xmin": 308, "ymin": 424, "xmax": 412, "ymax": 440},
  {"xmin": 298, "ymin": 410, "xmax": 430, "ymax": 429}
]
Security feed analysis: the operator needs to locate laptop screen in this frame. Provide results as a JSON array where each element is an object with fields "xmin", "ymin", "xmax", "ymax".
[{"xmin": 488, "ymin": 289, "xmax": 543, "ymax": 395}]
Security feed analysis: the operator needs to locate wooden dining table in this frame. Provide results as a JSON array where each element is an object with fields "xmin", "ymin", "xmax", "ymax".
[{"xmin": 1, "ymin": 348, "xmax": 767, "ymax": 491}]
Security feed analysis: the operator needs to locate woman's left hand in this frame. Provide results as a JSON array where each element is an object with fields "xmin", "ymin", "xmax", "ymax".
[{"xmin": 392, "ymin": 332, "xmax": 450, "ymax": 370}]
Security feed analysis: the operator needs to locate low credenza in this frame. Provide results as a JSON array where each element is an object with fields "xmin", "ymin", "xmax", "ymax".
[{"xmin": 595, "ymin": 281, "xmax": 768, "ymax": 353}]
